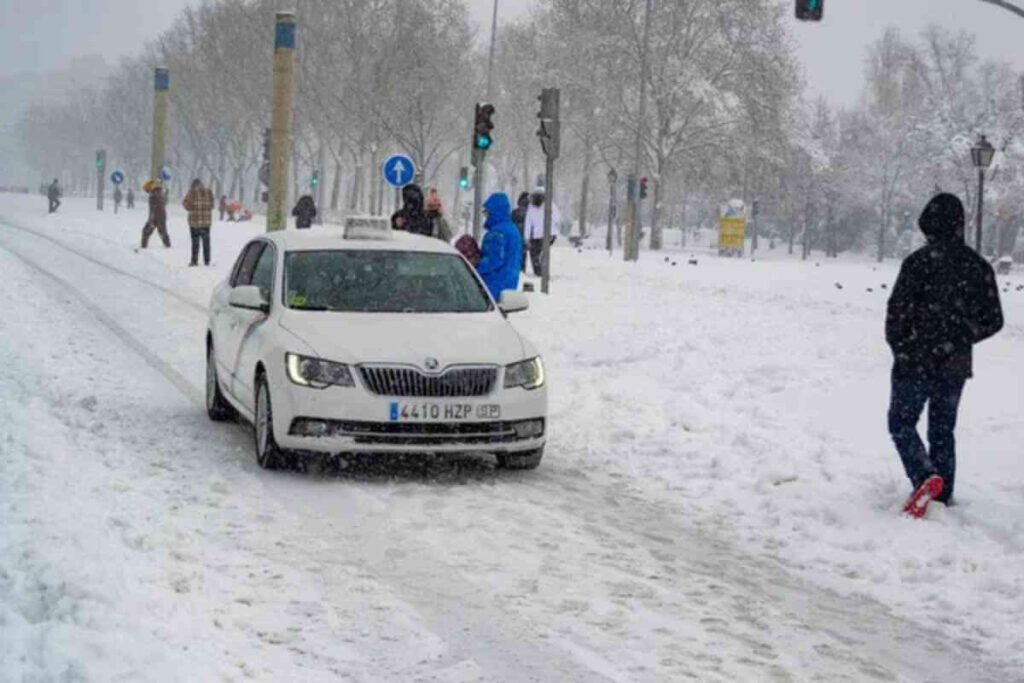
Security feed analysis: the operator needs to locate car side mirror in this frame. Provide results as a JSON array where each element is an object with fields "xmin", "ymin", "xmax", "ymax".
[
  {"xmin": 499, "ymin": 291, "xmax": 529, "ymax": 314},
  {"xmin": 229, "ymin": 285, "xmax": 269, "ymax": 313}
]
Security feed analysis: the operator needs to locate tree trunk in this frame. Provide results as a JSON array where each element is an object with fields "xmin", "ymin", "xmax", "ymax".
[
  {"xmin": 578, "ymin": 143, "xmax": 592, "ymax": 237},
  {"xmin": 650, "ymin": 172, "xmax": 663, "ymax": 251},
  {"xmin": 330, "ymin": 159, "xmax": 342, "ymax": 211}
]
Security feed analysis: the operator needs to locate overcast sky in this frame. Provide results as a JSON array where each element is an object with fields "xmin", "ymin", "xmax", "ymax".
[{"xmin": 2, "ymin": 0, "xmax": 1023, "ymax": 107}]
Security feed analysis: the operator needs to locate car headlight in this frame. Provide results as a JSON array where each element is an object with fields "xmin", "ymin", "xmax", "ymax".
[
  {"xmin": 286, "ymin": 353, "xmax": 355, "ymax": 389},
  {"xmin": 504, "ymin": 357, "xmax": 545, "ymax": 390}
]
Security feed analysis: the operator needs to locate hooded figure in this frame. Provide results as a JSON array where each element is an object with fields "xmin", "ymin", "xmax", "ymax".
[
  {"xmin": 476, "ymin": 193, "xmax": 523, "ymax": 300},
  {"xmin": 885, "ymin": 192, "xmax": 1003, "ymax": 507},
  {"xmin": 292, "ymin": 195, "xmax": 317, "ymax": 229},
  {"xmin": 391, "ymin": 183, "xmax": 432, "ymax": 237}
]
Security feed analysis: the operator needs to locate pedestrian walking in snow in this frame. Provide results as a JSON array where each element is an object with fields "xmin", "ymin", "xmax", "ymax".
[
  {"xmin": 523, "ymin": 191, "xmax": 559, "ymax": 277},
  {"xmin": 390, "ymin": 184, "xmax": 432, "ymax": 237},
  {"xmin": 114, "ymin": 187, "xmax": 123, "ymax": 214},
  {"xmin": 476, "ymin": 193, "xmax": 523, "ymax": 301},
  {"xmin": 183, "ymin": 178, "xmax": 215, "ymax": 266},
  {"xmin": 511, "ymin": 192, "xmax": 530, "ymax": 272},
  {"xmin": 886, "ymin": 193, "xmax": 1004, "ymax": 516},
  {"xmin": 47, "ymin": 178, "xmax": 61, "ymax": 214},
  {"xmin": 292, "ymin": 195, "xmax": 317, "ymax": 229},
  {"xmin": 140, "ymin": 180, "xmax": 171, "ymax": 249},
  {"xmin": 219, "ymin": 195, "xmax": 228, "ymax": 222},
  {"xmin": 126, "ymin": 188, "xmax": 135, "ymax": 209},
  {"xmin": 424, "ymin": 188, "xmax": 453, "ymax": 242}
]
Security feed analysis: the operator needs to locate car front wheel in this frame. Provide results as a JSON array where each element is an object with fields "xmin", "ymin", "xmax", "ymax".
[
  {"xmin": 206, "ymin": 343, "xmax": 236, "ymax": 422},
  {"xmin": 496, "ymin": 447, "xmax": 544, "ymax": 471},
  {"xmin": 254, "ymin": 373, "xmax": 286, "ymax": 470}
]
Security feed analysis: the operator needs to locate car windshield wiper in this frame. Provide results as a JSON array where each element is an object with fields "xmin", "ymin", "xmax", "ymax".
[{"xmin": 291, "ymin": 304, "xmax": 329, "ymax": 311}]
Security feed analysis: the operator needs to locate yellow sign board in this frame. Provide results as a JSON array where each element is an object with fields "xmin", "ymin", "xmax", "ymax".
[{"xmin": 718, "ymin": 217, "xmax": 747, "ymax": 250}]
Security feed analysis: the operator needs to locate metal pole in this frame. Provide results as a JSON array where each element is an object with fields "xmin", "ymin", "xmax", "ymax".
[
  {"xmin": 96, "ymin": 150, "xmax": 105, "ymax": 211},
  {"xmin": 625, "ymin": 0, "xmax": 653, "ymax": 262},
  {"xmin": 976, "ymin": 168, "xmax": 985, "ymax": 252},
  {"xmin": 486, "ymin": 0, "xmax": 499, "ymax": 102},
  {"xmin": 150, "ymin": 68, "xmax": 170, "ymax": 182},
  {"xmin": 316, "ymin": 144, "xmax": 326, "ymax": 225},
  {"xmin": 541, "ymin": 155, "xmax": 555, "ymax": 294},
  {"xmin": 267, "ymin": 11, "xmax": 296, "ymax": 232},
  {"xmin": 472, "ymin": 150, "xmax": 484, "ymax": 242}
]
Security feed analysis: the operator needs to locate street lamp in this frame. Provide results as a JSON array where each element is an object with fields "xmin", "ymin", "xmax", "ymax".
[
  {"xmin": 606, "ymin": 168, "xmax": 618, "ymax": 254},
  {"xmin": 971, "ymin": 134, "xmax": 996, "ymax": 252}
]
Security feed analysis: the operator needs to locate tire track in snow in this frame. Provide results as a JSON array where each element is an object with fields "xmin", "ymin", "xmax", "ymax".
[
  {"xmin": 0, "ymin": 234, "xmax": 204, "ymax": 407},
  {"xmin": 0, "ymin": 215, "xmax": 208, "ymax": 314}
]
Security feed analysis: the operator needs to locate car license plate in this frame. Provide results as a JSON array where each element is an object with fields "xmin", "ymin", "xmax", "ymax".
[{"xmin": 389, "ymin": 402, "xmax": 500, "ymax": 422}]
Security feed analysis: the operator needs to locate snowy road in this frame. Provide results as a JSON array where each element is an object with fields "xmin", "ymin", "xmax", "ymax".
[{"xmin": 2, "ymin": 199, "xmax": 1022, "ymax": 682}]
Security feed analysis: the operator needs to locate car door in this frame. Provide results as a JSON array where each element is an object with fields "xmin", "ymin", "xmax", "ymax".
[
  {"xmin": 220, "ymin": 241, "xmax": 269, "ymax": 404},
  {"xmin": 232, "ymin": 242, "xmax": 277, "ymax": 410},
  {"xmin": 211, "ymin": 244, "xmax": 257, "ymax": 390}
]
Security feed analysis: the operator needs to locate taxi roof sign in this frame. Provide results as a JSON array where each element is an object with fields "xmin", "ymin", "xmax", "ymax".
[{"xmin": 343, "ymin": 215, "xmax": 392, "ymax": 240}]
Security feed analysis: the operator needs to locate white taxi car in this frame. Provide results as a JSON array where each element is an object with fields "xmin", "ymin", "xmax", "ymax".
[{"xmin": 205, "ymin": 218, "xmax": 547, "ymax": 470}]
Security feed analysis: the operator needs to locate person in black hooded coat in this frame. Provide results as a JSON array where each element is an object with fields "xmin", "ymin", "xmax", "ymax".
[
  {"xmin": 390, "ymin": 184, "xmax": 432, "ymax": 237},
  {"xmin": 292, "ymin": 195, "xmax": 317, "ymax": 229},
  {"xmin": 885, "ymin": 192, "xmax": 1004, "ymax": 505}
]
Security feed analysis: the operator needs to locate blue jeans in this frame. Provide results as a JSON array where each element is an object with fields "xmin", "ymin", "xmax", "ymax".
[{"xmin": 888, "ymin": 376, "xmax": 966, "ymax": 503}]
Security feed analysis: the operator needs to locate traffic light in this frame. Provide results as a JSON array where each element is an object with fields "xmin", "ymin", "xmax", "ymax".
[
  {"xmin": 474, "ymin": 103, "xmax": 495, "ymax": 151},
  {"xmin": 639, "ymin": 177, "xmax": 649, "ymax": 200},
  {"xmin": 537, "ymin": 88, "xmax": 561, "ymax": 160},
  {"xmin": 311, "ymin": 169, "xmax": 320, "ymax": 187},
  {"xmin": 795, "ymin": 0, "xmax": 823, "ymax": 21},
  {"xmin": 95, "ymin": 149, "xmax": 106, "ymax": 170},
  {"xmin": 458, "ymin": 166, "xmax": 470, "ymax": 190}
]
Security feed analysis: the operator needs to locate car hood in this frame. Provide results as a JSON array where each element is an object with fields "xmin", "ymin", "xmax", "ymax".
[{"xmin": 278, "ymin": 311, "xmax": 530, "ymax": 369}]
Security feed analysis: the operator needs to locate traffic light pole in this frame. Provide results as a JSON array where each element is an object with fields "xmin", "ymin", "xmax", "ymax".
[
  {"xmin": 625, "ymin": 0, "xmax": 653, "ymax": 262},
  {"xmin": 96, "ymin": 150, "xmax": 106, "ymax": 211},
  {"xmin": 316, "ymin": 145, "xmax": 326, "ymax": 225},
  {"xmin": 471, "ymin": 148, "xmax": 485, "ymax": 241}
]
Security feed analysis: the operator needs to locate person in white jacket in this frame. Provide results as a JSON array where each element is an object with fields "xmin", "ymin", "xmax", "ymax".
[{"xmin": 523, "ymin": 190, "xmax": 559, "ymax": 277}]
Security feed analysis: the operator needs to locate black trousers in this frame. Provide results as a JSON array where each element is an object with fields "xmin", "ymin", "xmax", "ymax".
[
  {"xmin": 48, "ymin": 198, "xmax": 60, "ymax": 213},
  {"xmin": 888, "ymin": 375, "xmax": 966, "ymax": 503},
  {"xmin": 529, "ymin": 238, "xmax": 545, "ymax": 276},
  {"xmin": 190, "ymin": 228, "xmax": 211, "ymax": 265}
]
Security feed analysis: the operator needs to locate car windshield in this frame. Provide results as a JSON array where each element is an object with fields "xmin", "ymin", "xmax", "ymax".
[{"xmin": 283, "ymin": 250, "xmax": 493, "ymax": 313}]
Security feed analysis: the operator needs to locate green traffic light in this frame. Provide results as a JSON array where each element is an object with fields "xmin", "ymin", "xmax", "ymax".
[
  {"xmin": 459, "ymin": 179, "xmax": 470, "ymax": 189},
  {"xmin": 476, "ymin": 135, "xmax": 492, "ymax": 150}
]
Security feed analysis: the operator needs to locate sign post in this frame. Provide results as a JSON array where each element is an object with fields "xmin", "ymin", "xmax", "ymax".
[
  {"xmin": 267, "ymin": 12, "xmax": 296, "ymax": 232},
  {"xmin": 150, "ymin": 68, "xmax": 169, "ymax": 183},
  {"xmin": 718, "ymin": 216, "xmax": 747, "ymax": 256},
  {"xmin": 382, "ymin": 154, "xmax": 415, "ymax": 189}
]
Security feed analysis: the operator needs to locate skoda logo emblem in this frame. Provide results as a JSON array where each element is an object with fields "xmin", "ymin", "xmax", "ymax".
[{"xmin": 424, "ymin": 358, "xmax": 440, "ymax": 371}]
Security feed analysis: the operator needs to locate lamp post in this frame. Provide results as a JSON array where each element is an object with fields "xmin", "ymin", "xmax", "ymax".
[
  {"xmin": 971, "ymin": 135, "xmax": 996, "ymax": 253},
  {"xmin": 606, "ymin": 168, "xmax": 617, "ymax": 254}
]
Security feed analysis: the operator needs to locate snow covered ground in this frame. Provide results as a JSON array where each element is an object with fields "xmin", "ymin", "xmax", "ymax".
[{"xmin": 1, "ymin": 194, "xmax": 1022, "ymax": 682}]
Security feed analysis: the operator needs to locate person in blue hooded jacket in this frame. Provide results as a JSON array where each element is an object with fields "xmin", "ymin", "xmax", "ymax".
[{"xmin": 476, "ymin": 193, "xmax": 524, "ymax": 301}]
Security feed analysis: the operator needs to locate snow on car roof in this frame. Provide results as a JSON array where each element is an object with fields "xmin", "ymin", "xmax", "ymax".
[{"xmin": 265, "ymin": 226, "xmax": 459, "ymax": 254}]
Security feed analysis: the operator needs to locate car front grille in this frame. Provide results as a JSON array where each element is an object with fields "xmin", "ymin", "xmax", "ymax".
[
  {"xmin": 358, "ymin": 365, "xmax": 498, "ymax": 398},
  {"xmin": 288, "ymin": 419, "xmax": 544, "ymax": 447}
]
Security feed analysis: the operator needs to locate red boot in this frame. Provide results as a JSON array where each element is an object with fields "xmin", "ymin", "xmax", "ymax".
[{"xmin": 903, "ymin": 475, "xmax": 944, "ymax": 519}]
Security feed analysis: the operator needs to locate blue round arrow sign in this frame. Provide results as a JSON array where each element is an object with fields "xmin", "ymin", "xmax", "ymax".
[
  {"xmin": 382, "ymin": 154, "xmax": 415, "ymax": 188},
  {"xmin": 110, "ymin": 170, "xmax": 125, "ymax": 185},
  {"xmin": 160, "ymin": 166, "xmax": 172, "ymax": 181}
]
